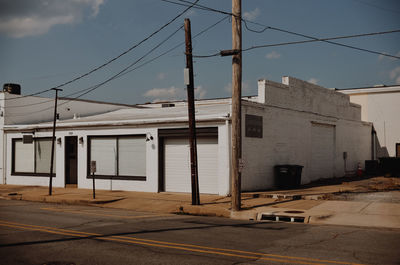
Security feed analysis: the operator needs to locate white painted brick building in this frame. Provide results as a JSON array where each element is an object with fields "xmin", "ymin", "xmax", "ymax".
[
  {"xmin": 2, "ymin": 77, "xmax": 373, "ymax": 195},
  {"xmin": 340, "ymin": 85, "xmax": 400, "ymax": 158},
  {"xmin": 0, "ymin": 90, "xmax": 137, "ymax": 184}
]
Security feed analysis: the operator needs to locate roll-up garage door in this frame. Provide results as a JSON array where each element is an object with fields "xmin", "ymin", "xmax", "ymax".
[
  {"xmin": 310, "ymin": 123, "xmax": 335, "ymax": 181},
  {"xmin": 164, "ymin": 137, "xmax": 218, "ymax": 194}
]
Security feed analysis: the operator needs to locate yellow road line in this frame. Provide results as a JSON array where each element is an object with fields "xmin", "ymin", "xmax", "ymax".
[
  {"xmin": 0, "ymin": 222, "xmax": 88, "ymax": 238},
  {"xmin": 40, "ymin": 207, "xmax": 170, "ymax": 219},
  {"xmin": 0, "ymin": 219, "xmax": 364, "ymax": 265},
  {"xmin": 111, "ymin": 234, "xmax": 363, "ymax": 265}
]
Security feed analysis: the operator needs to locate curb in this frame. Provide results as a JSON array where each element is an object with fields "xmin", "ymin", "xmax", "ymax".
[
  {"xmin": 4, "ymin": 193, "xmax": 125, "ymax": 206},
  {"xmin": 174, "ymin": 205, "xmax": 231, "ymax": 218},
  {"xmin": 243, "ymin": 193, "xmax": 301, "ymax": 200}
]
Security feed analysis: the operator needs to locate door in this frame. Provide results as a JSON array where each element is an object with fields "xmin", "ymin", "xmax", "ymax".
[
  {"xmin": 310, "ymin": 123, "xmax": 335, "ymax": 181},
  {"xmin": 163, "ymin": 137, "xmax": 218, "ymax": 194},
  {"xmin": 65, "ymin": 136, "xmax": 78, "ymax": 185}
]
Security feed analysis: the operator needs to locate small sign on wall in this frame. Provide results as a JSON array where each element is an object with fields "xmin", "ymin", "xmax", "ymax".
[{"xmin": 245, "ymin": 114, "xmax": 263, "ymax": 138}]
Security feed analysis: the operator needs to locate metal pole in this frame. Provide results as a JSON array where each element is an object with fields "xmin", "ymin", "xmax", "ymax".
[
  {"xmin": 49, "ymin": 88, "xmax": 62, "ymax": 196},
  {"xmin": 184, "ymin": 18, "xmax": 200, "ymax": 205},
  {"xmin": 231, "ymin": 0, "xmax": 242, "ymax": 211},
  {"xmin": 90, "ymin": 161, "xmax": 96, "ymax": 199},
  {"xmin": 92, "ymin": 171, "xmax": 96, "ymax": 199}
]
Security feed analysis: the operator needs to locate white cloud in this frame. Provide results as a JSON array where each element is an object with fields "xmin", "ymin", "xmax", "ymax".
[
  {"xmin": 243, "ymin": 8, "xmax": 260, "ymax": 21},
  {"xmin": 0, "ymin": 0, "xmax": 104, "ymax": 38},
  {"xmin": 265, "ymin": 51, "xmax": 281, "ymax": 60},
  {"xmin": 389, "ymin": 66, "xmax": 400, "ymax": 84},
  {"xmin": 308, "ymin": 78, "xmax": 319, "ymax": 85},
  {"xmin": 0, "ymin": 15, "xmax": 75, "ymax": 38},
  {"xmin": 157, "ymin": 72, "xmax": 166, "ymax": 80},
  {"xmin": 144, "ymin": 86, "xmax": 181, "ymax": 99},
  {"xmin": 144, "ymin": 85, "xmax": 207, "ymax": 101}
]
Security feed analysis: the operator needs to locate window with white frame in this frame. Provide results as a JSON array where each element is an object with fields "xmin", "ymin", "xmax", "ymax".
[
  {"xmin": 88, "ymin": 135, "xmax": 146, "ymax": 180},
  {"xmin": 12, "ymin": 138, "xmax": 56, "ymax": 176}
]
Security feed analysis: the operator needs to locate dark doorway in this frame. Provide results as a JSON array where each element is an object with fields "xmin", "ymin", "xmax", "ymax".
[{"xmin": 65, "ymin": 136, "xmax": 78, "ymax": 186}]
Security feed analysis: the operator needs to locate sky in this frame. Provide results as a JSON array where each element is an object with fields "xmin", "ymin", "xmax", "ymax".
[{"xmin": 0, "ymin": 0, "xmax": 399, "ymax": 105}]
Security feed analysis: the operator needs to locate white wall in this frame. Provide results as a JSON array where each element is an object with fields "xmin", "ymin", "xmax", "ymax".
[
  {"xmin": 241, "ymin": 77, "xmax": 372, "ymax": 191},
  {"xmin": 218, "ymin": 122, "xmax": 231, "ymax": 195},
  {"xmin": 76, "ymin": 128, "xmax": 159, "ymax": 192},
  {"xmin": 5, "ymin": 127, "xmax": 159, "ymax": 192},
  {"xmin": 0, "ymin": 91, "xmax": 135, "ymax": 185},
  {"xmin": 255, "ymin": 77, "xmax": 361, "ymax": 121},
  {"xmin": 5, "ymin": 122, "xmax": 232, "ymax": 195},
  {"xmin": 347, "ymin": 92, "xmax": 400, "ymax": 157},
  {"xmin": 2, "ymin": 77, "xmax": 375, "ymax": 193},
  {"xmin": 0, "ymin": 93, "xmax": 5, "ymax": 183},
  {"xmin": 6, "ymin": 131, "xmax": 65, "ymax": 187},
  {"xmin": 335, "ymin": 120, "xmax": 372, "ymax": 175}
]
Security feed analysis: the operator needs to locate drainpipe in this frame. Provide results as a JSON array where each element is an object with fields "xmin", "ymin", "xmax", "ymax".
[
  {"xmin": 226, "ymin": 118, "xmax": 231, "ymax": 195},
  {"xmin": 2, "ymin": 129, "xmax": 6, "ymax": 184},
  {"xmin": 371, "ymin": 127, "xmax": 377, "ymax": 160}
]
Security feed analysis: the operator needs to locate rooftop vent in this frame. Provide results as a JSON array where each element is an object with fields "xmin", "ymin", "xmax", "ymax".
[{"xmin": 3, "ymin": 83, "xmax": 21, "ymax": 95}]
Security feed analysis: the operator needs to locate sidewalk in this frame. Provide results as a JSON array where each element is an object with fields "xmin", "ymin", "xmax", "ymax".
[{"xmin": 1, "ymin": 176, "xmax": 399, "ymax": 229}]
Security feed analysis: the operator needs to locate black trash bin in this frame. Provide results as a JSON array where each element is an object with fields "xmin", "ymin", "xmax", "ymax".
[
  {"xmin": 379, "ymin": 157, "xmax": 400, "ymax": 177},
  {"xmin": 274, "ymin": 165, "xmax": 303, "ymax": 189},
  {"xmin": 365, "ymin": 160, "xmax": 379, "ymax": 176}
]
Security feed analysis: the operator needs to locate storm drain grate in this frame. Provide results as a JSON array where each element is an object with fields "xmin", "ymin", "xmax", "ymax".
[{"xmin": 259, "ymin": 214, "xmax": 305, "ymax": 223}]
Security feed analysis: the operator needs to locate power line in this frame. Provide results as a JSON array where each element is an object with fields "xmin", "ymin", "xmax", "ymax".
[
  {"xmin": 162, "ymin": 0, "xmax": 231, "ymax": 16},
  {"xmin": 243, "ymin": 30, "xmax": 400, "ymax": 58},
  {"xmin": 5, "ymin": 25, "xmax": 185, "ymax": 116},
  {"xmin": 2, "ymin": 89, "xmax": 54, "ymax": 101},
  {"xmin": 192, "ymin": 29, "xmax": 400, "ymax": 59},
  {"xmin": 4, "ymin": 0, "xmax": 199, "ymax": 104},
  {"xmin": 65, "ymin": 24, "xmax": 185, "ymax": 97},
  {"xmin": 3, "ymin": 83, "xmax": 101, "ymax": 109},
  {"xmin": 163, "ymin": 0, "xmax": 400, "ymax": 60},
  {"xmin": 4, "ymin": 15, "xmax": 229, "ymax": 113},
  {"xmin": 161, "ymin": 0, "xmax": 210, "ymax": 12},
  {"xmin": 49, "ymin": 0, "xmax": 200, "ymax": 91},
  {"xmin": 243, "ymin": 21, "xmax": 400, "ymax": 59},
  {"xmin": 116, "ymin": 15, "xmax": 230, "ymax": 79},
  {"xmin": 61, "ymin": 16, "xmax": 229, "ymax": 103}
]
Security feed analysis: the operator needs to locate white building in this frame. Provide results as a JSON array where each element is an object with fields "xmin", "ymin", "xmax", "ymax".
[
  {"xmin": 0, "ymin": 87, "xmax": 137, "ymax": 184},
  {"xmin": 2, "ymin": 77, "xmax": 373, "ymax": 195},
  {"xmin": 340, "ymin": 85, "xmax": 400, "ymax": 158}
]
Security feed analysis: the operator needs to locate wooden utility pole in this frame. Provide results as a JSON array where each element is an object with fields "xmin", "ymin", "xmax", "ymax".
[
  {"xmin": 231, "ymin": 0, "xmax": 242, "ymax": 211},
  {"xmin": 48, "ymin": 88, "xmax": 62, "ymax": 196},
  {"xmin": 184, "ymin": 18, "xmax": 200, "ymax": 205}
]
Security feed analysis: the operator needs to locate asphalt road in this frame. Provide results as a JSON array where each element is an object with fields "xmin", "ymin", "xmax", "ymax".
[{"xmin": 0, "ymin": 199, "xmax": 399, "ymax": 265}]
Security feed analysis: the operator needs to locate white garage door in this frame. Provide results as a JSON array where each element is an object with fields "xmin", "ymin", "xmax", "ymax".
[
  {"xmin": 310, "ymin": 123, "xmax": 335, "ymax": 181},
  {"xmin": 164, "ymin": 137, "xmax": 218, "ymax": 194}
]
